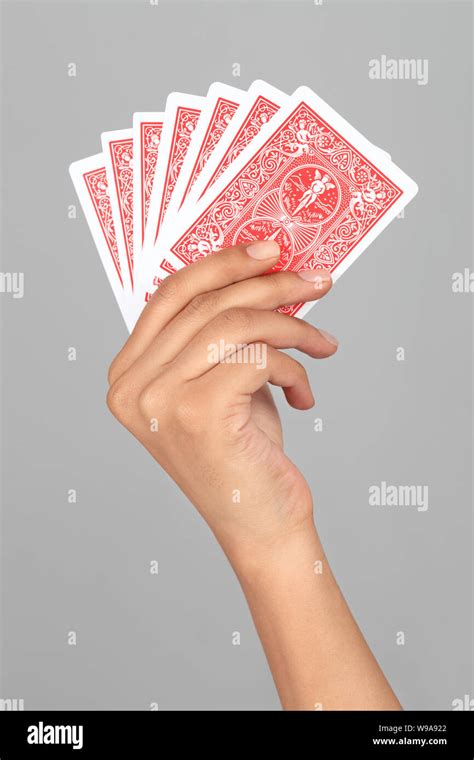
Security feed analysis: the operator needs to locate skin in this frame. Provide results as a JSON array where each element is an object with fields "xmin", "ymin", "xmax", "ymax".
[{"xmin": 107, "ymin": 239, "xmax": 402, "ymax": 711}]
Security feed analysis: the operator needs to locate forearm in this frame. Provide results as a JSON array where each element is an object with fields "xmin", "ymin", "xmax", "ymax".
[
  {"xmin": 228, "ymin": 518, "xmax": 402, "ymax": 711},
  {"xmin": 107, "ymin": 241, "xmax": 400, "ymax": 710}
]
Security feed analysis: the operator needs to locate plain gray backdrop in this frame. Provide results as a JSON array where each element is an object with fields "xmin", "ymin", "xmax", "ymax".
[{"xmin": 1, "ymin": 0, "xmax": 472, "ymax": 710}]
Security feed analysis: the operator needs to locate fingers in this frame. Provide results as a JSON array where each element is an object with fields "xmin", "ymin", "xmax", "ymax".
[
  {"xmin": 160, "ymin": 266, "xmax": 332, "ymax": 352},
  {"xmin": 114, "ymin": 266, "xmax": 333, "ymax": 394},
  {"xmin": 193, "ymin": 344, "xmax": 315, "ymax": 410},
  {"xmin": 109, "ymin": 239, "xmax": 281, "ymax": 384},
  {"xmin": 170, "ymin": 308, "xmax": 338, "ymax": 382},
  {"xmin": 136, "ymin": 345, "xmax": 314, "ymax": 440}
]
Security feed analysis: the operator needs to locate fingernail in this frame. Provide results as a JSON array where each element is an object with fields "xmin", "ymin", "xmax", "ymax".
[
  {"xmin": 246, "ymin": 240, "xmax": 280, "ymax": 260},
  {"xmin": 298, "ymin": 268, "xmax": 332, "ymax": 290},
  {"xmin": 319, "ymin": 329, "xmax": 338, "ymax": 347}
]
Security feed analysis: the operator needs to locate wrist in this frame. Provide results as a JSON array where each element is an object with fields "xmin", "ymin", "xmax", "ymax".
[{"xmin": 219, "ymin": 514, "xmax": 323, "ymax": 584}]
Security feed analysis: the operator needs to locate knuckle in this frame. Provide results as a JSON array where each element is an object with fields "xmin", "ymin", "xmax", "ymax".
[
  {"xmin": 106, "ymin": 377, "xmax": 136, "ymax": 420},
  {"xmin": 155, "ymin": 274, "xmax": 181, "ymax": 303},
  {"xmin": 219, "ymin": 306, "xmax": 253, "ymax": 332},
  {"xmin": 266, "ymin": 273, "xmax": 285, "ymax": 298},
  {"xmin": 137, "ymin": 384, "xmax": 159, "ymax": 418},
  {"xmin": 138, "ymin": 377, "xmax": 171, "ymax": 421},
  {"xmin": 293, "ymin": 359, "xmax": 308, "ymax": 382},
  {"xmin": 185, "ymin": 291, "xmax": 220, "ymax": 318}
]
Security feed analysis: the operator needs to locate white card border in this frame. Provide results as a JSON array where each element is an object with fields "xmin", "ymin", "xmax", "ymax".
[
  {"xmin": 69, "ymin": 153, "xmax": 134, "ymax": 333},
  {"xmin": 137, "ymin": 92, "xmax": 206, "ymax": 307},
  {"xmin": 159, "ymin": 82, "xmax": 246, "ymax": 248},
  {"xmin": 132, "ymin": 111, "xmax": 165, "ymax": 270},
  {"xmin": 160, "ymin": 84, "xmax": 418, "ymax": 294}
]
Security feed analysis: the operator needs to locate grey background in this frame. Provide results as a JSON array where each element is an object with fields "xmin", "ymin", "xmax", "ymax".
[{"xmin": 1, "ymin": 0, "xmax": 472, "ymax": 710}]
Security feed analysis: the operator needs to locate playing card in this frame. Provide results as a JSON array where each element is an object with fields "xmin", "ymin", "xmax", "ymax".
[
  {"xmin": 140, "ymin": 92, "xmax": 206, "ymax": 269},
  {"xmin": 160, "ymin": 83, "xmax": 245, "ymax": 242},
  {"xmin": 137, "ymin": 82, "xmax": 283, "ymax": 308},
  {"xmin": 132, "ymin": 112, "xmax": 164, "ymax": 261},
  {"xmin": 184, "ymin": 80, "xmax": 286, "ymax": 210},
  {"xmin": 102, "ymin": 129, "xmax": 134, "ymax": 293},
  {"xmin": 160, "ymin": 258, "xmax": 177, "ymax": 276},
  {"xmin": 140, "ymin": 83, "xmax": 394, "ymax": 310},
  {"xmin": 188, "ymin": 80, "xmax": 391, "ymax": 210},
  {"xmin": 69, "ymin": 153, "xmax": 134, "ymax": 332},
  {"xmin": 142, "ymin": 85, "xmax": 417, "ymax": 318}
]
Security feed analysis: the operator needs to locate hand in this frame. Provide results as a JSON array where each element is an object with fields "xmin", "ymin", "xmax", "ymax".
[
  {"xmin": 107, "ymin": 240, "xmax": 337, "ymax": 564},
  {"xmin": 107, "ymin": 240, "xmax": 401, "ymax": 710}
]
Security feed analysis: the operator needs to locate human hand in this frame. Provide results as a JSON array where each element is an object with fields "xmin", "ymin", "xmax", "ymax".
[
  {"xmin": 107, "ymin": 242, "xmax": 403, "ymax": 711},
  {"xmin": 107, "ymin": 240, "xmax": 337, "ymax": 565}
]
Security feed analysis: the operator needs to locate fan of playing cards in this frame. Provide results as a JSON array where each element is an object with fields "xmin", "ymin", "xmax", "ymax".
[{"xmin": 69, "ymin": 80, "xmax": 418, "ymax": 333}]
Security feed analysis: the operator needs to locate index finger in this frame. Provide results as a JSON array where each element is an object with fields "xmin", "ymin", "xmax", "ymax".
[{"xmin": 109, "ymin": 240, "xmax": 280, "ymax": 384}]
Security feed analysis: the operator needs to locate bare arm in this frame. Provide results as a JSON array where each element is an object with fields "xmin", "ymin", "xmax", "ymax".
[
  {"xmin": 230, "ymin": 521, "xmax": 401, "ymax": 710},
  {"xmin": 107, "ymin": 239, "xmax": 401, "ymax": 711}
]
